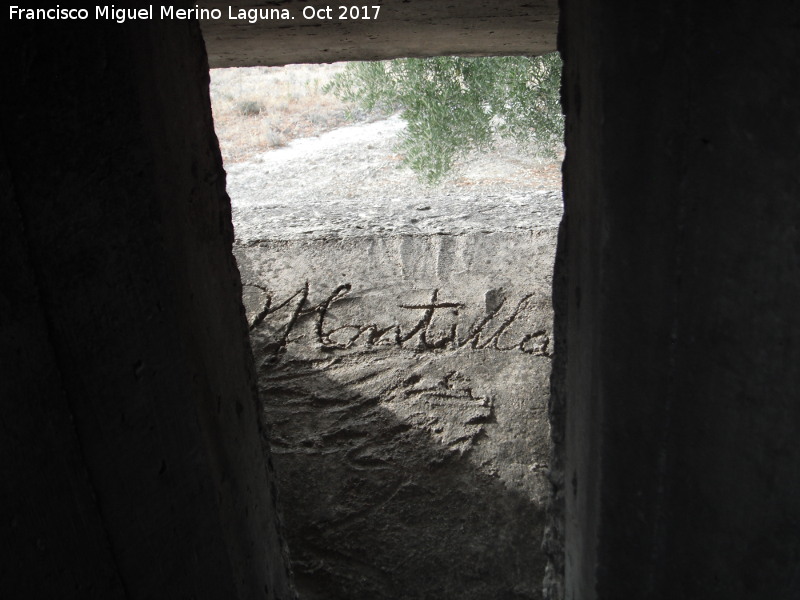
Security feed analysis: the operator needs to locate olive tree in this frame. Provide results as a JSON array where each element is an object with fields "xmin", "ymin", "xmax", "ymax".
[{"xmin": 325, "ymin": 53, "xmax": 563, "ymax": 182}]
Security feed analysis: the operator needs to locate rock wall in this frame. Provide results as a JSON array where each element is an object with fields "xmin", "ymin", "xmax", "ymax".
[{"xmin": 235, "ymin": 230, "xmax": 556, "ymax": 599}]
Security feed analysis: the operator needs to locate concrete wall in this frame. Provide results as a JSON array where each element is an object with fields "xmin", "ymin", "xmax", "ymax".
[
  {"xmin": 0, "ymin": 21, "xmax": 293, "ymax": 599},
  {"xmin": 199, "ymin": 0, "xmax": 558, "ymax": 67},
  {"xmin": 235, "ymin": 231, "xmax": 556, "ymax": 599},
  {"xmin": 557, "ymin": 1, "xmax": 800, "ymax": 598}
]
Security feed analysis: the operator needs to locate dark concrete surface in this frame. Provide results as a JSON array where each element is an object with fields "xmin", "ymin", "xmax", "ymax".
[
  {"xmin": 198, "ymin": 0, "xmax": 558, "ymax": 67},
  {"xmin": 557, "ymin": 2, "xmax": 800, "ymax": 598},
  {"xmin": 0, "ymin": 21, "xmax": 293, "ymax": 599}
]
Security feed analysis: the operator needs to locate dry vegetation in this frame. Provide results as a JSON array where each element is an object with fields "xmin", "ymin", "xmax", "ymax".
[
  {"xmin": 210, "ymin": 62, "xmax": 562, "ymax": 190},
  {"xmin": 210, "ymin": 63, "xmax": 376, "ymax": 164}
]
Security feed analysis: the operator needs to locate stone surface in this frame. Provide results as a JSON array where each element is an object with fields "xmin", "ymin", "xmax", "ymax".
[
  {"xmin": 199, "ymin": 0, "xmax": 558, "ymax": 67},
  {"xmin": 227, "ymin": 115, "xmax": 563, "ymax": 243},
  {"xmin": 227, "ymin": 109, "xmax": 562, "ymax": 599},
  {"xmin": 234, "ymin": 231, "xmax": 557, "ymax": 599},
  {"xmin": 557, "ymin": 2, "xmax": 800, "ymax": 599},
  {"xmin": 1, "ymin": 20, "xmax": 293, "ymax": 599}
]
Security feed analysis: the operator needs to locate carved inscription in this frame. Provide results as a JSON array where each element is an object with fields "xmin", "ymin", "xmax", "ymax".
[{"xmin": 245, "ymin": 282, "xmax": 551, "ymax": 357}]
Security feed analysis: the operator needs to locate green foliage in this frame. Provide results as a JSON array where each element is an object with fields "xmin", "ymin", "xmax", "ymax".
[{"xmin": 324, "ymin": 53, "xmax": 563, "ymax": 183}]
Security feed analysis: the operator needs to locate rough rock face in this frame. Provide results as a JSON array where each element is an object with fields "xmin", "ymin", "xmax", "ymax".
[{"xmin": 234, "ymin": 230, "xmax": 556, "ymax": 599}]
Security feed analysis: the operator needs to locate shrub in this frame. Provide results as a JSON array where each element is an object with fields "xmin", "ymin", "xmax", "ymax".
[{"xmin": 236, "ymin": 100, "xmax": 264, "ymax": 117}]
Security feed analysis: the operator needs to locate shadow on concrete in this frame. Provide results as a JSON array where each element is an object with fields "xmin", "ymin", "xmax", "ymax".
[{"xmin": 257, "ymin": 348, "xmax": 547, "ymax": 600}]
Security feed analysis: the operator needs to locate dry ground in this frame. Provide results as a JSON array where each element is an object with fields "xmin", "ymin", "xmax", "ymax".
[
  {"xmin": 210, "ymin": 62, "xmax": 563, "ymax": 192},
  {"xmin": 210, "ymin": 63, "xmax": 379, "ymax": 164}
]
